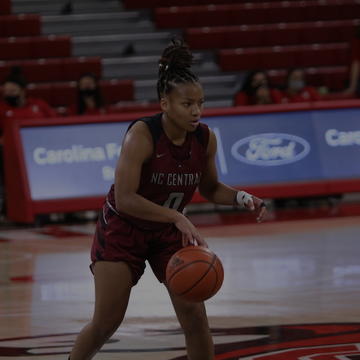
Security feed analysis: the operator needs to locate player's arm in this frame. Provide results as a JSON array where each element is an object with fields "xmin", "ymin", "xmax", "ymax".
[
  {"xmin": 198, "ymin": 129, "xmax": 266, "ymax": 222},
  {"xmin": 114, "ymin": 121, "xmax": 206, "ymax": 246}
]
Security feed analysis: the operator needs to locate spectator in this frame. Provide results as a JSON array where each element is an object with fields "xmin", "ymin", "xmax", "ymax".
[
  {"xmin": 280, "ymin": 68, "xmax": 321, "ymax": 103},
  {"xmin": 0, "ymin": 67, "xmax": 57, "ymax": 217},
  {"xmin": 343, "ymin": 25, "xmax": 360, "ymax": 96},
  {"xmin": 68, "ymin": 73, "xmax": 106, "ymax": 116},
  {"xmin": 249, "ymin": 84, "xmax": 274, "ymax": 105},
  {"xmin": 233, "ymin": 70, "xmax": 282, "ymax": 106},
  {"xmin": 0, "ymin": 67, "xmax": 57, "ymax": 132}
]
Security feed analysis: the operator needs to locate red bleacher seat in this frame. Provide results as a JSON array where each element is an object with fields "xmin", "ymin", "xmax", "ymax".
[
  {"xmin": 268, "ymin": 66, "xmax": 348, "ymax": 90},
  {"xmin": 0, "ymin": 15, "xmax": 41, "ymax": 37},
  {"xmin": 101, "ymin": 79, "xmax": 134, "ymax": 104},
  {"xmin": 0, "ymin": 0, "xmax": 11, "ymax": 15},
  {"xmin": 0, "ymin": 36, "xmax": 72, "ymax": 61},
  {"xmin": 218, "ymin": 43, "xmax": 350, "ymax": 71},
  {"xmin": 0, "ymin": 57, "xmax": 102, "ymax": 83},
  {"xmin": 123, "ymin": 0, "xmax": 315, "ymax": 9},
  {"xmin": 26, "ymin": 82, "xmax": 77, "ymax": 107},
  {"xmin": 0, "ymin": 80, "xmax": 134, "ymax": 107},
  {"xmin": 124, "ymin": 0, "xmax": 267, "ymax": 8},
  {"xmin": 155, "ymin": 0, "xmax": 360, "ymax": 29},
  {"xmin": 33, "ymin": 80, "xmax": 134, "ymax": 106},
  {"xmin": 186, "ymin": 20, "xmax": 359, "ymax": 50}
]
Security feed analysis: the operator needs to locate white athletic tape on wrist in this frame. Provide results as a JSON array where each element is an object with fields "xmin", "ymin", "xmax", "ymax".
[{"xmin": 236, "ymin": 191, "xmax": 252, "ymax": 207}]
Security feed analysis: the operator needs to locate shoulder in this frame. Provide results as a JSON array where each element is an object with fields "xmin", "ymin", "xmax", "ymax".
[
  {"xmin": 128, "ymin": 113, "xmax": 163, "ymax": 144},
  {"xmin": 303, "ymin": 86, "xmax": 320, "ymax": 99},
  {"xmin": 126, "ymin": 119, "xmax": 152, "ymax": 142},
  {"xmin": 26, "ymin": 97, "xmax": 49, "ymax": 107},
  {"xmin": 124, "ymin": 116, "xmax": 155, "ymax": 154},
  {"xmin": 234, "ymin": 91, "xmax": 249, "ymax": 106},
  {"xmin": 192, "ymin": 121, "xmax": 209, "ymax": 148},
  {"xmin": 120, "ymin": 119, "xmax": 154, "ymax": 163},
  {"xmin": 208, "ymin": 127, "xmax": 217, "ymax": 150},
  {"xmin": 0, "ymin": 101, "xmax": 7, "ymax": 112}
]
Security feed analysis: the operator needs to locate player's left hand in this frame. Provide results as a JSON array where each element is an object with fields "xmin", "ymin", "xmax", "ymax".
[{"xmin": 244, "ymin": 195, "xmax": 267, "ymax": 223}]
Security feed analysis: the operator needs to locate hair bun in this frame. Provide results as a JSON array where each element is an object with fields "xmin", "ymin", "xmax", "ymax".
[
  {"xmin": 156, "ymin": 37, "xmax": 198, "ymax": 99},
  {"xmin": 158, "ymin": 38, "xmax": 193, "ymax": 75}
]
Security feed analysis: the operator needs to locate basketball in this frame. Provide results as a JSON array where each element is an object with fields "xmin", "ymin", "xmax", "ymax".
[{"xmin": 166, "ymin": 246, "xmax": 224, "ymax": 302}]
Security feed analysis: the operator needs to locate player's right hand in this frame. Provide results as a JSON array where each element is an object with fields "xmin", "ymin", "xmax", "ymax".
[{"xmin": 174, "ymin": 214, "xmax": 208, "ymax": 248}]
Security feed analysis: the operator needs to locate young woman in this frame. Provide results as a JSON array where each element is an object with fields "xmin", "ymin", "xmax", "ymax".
[
  {"xmin": 69, "ymin": 38, "xmax": 266, "ymax": 360},
  {"xmin": 280, "ymin": 68, "xmax": 321, "ymax": 103},
  {"xmin": 68, "ymin": 73, "xmax": 106, "ymax": 116},
  {"xmin": 233, "ymin": 69, "xmax": 282, "ymax": 106},
  {"xmin": 0, "ymin": 66, "xmax": 57, "ymax": 132}
]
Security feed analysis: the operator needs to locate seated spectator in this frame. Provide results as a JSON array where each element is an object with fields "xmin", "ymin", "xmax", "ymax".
[
  {"xmin": 0, "ymin": 67, "xmax": 57, "ymax": 132},
  {"xmin": 234, "ymin": 70, "xmax": 282, "ymax": 106},
  {"xmin": 0, "ymin": 67, "xmax": 57, "ymax": 217},
  {"xmin": 68, "ymin": 73, "xmax": 106, "ymax": 116},
  {"xmin": 247, "ymin": 84, "xmax": 274, "ymax": 105},
  {"xmin": 280, "ymin": 68, "xmax": 321, "ymax": 103},
  {"xmin": 343, "ymin": 25, "xmax": 360, "ymax": 96}
]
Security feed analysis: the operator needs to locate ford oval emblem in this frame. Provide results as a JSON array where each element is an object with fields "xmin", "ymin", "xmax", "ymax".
[{"xmin": 231, "ymin": 133, "xmax": 311, "ymax": 166}]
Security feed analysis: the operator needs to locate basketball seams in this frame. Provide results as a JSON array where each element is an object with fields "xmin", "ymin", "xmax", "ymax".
[
  {"xmin": 177, "ymin": 253, "xmax": 216, "ymax": 297},
  {"xmin": 211, "ymin": 258, "xmax": 223, "ymax": 295},
  {"xmin": 208, "ymin": 261, "xmax": 219, "ymax": 296},
  {"xmin": 166, "ymin": 247, "xmax": 224, "ymax": 302},
  {"xmin": 167, "ymin": 259, "xmax": 213, "ymax": 284}
]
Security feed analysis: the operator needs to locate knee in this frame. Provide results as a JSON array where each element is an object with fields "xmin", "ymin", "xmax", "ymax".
[
  {"xmin": 92, "ymin": 316, "xmax": 122, "ymax": 340},
  {"xmin": 179, "ymin": 305, "xmax": 210, "ymax": 335}
]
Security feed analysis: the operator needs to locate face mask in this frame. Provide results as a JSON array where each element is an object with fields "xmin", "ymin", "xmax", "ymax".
[
  {"xmin": 80, "ymin": 89, "xmax": 97, "ymax": 98},
  {"xmin": 4, "ymin": 95, "xmax": 21, "ymax": 107},
  {"xmin": 289, "ymin": 80, "xmax": 305, "ymax": 91}
]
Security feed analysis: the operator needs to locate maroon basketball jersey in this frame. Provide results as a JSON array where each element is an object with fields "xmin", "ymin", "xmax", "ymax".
[{"xmin": 107, "ymin": 112, "xmax": 210, "ymax": 229}]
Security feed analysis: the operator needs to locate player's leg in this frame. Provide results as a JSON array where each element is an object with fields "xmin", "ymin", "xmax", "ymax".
[
  {"xmin": 69, "ymin": 261, "xmax": 133, "ymax": 360},
  {"xmin": 149, "ymin": 227, "xmax": 213, "ymax": 359},
  {"xmin": 168, "ymin": 290, "xmax": 214, "ymax": 360}
]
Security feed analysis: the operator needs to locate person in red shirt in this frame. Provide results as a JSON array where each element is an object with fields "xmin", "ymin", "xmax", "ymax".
[
  {"xmin": 68, "ymin": 38, "xmax": 267, "ymax": 360},
  {"xmin": 0, "ymin": 67, "xmax": 57, "ymax": 216},
  {"xmin": 280, "ymin": 68, "xmax": 321, "ymax": 103},
  {"xmin": 0, "ymin": 67, "xmax": 57, "ymax": 133},
  {"xmin": 233, "ymin": 70, "xmax": 282, "ymax": 106},
  {"xmin": 68, "ymin": 73, "xmax": 106, "ymax": 116},
  {"xmin": 343, "ymin": 25, "xmax": 360, "ymax": 96}
]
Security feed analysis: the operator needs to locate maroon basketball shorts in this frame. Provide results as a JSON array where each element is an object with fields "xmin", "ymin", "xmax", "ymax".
[{"xmin": 91, "ymin": 201, "xmax": 183, "ymax": 285}]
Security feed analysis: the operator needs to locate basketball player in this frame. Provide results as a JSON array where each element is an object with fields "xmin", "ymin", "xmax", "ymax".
[{"xmin": 69, "ymin": 38, "xmax": 266, "ymax": 360}]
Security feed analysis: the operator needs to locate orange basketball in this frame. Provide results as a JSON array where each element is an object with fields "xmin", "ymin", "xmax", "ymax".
[{"xmin": 166, "ymin": 246, "xmax": 224, "ymax": 302}]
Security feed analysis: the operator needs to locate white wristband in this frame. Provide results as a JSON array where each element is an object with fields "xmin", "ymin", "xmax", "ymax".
[{"xmin": 236, "ymin": 191, "xmax": 252, "ymax": 207}]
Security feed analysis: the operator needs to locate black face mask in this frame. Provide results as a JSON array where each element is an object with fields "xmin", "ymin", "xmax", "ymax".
[
  {"xmin": 4, "ymin": 95, "xmax": 21, "ymax": 107},
  {"xmin": 80, "ymin": 89, "xmax": 97, "ymax": 98}
]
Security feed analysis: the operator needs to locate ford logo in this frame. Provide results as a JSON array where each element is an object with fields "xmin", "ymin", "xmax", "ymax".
[{"xmin": 231, "ymin": 133, "xmax": 310, "ymax": 166}]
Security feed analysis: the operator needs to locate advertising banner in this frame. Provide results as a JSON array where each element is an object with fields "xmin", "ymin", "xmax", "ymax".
[
  {"xmin": 20, "ymin": 108, "xmax": 360, "ymax": 201},
  {"xmin": 21, "ymin": 122, "xmax": 128, "ymax": 200},
  {"xmin": 311, "ymin": 108, "xmax": 360, "ymax": 179},
  {"xmin": 203, "ymin": 111, "xmax": 323, "ymax": 186}
]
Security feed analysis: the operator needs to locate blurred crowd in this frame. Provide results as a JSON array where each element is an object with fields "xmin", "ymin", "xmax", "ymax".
[
  {"xmin": 1, "ymin": 26, "xmax": 360, "ymax": 128},
  {"xmin": 233, "ymin": 27, "xmax": 360, "ymax": 106},
  {"xmin": 0, "ymin": 26, "xmax": 359, "ymax": 221}
]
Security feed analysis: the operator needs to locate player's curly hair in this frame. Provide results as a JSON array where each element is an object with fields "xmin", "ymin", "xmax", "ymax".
[{"xmin": 157, "ymin": 37, "xmax": 199, "ymax": 100}]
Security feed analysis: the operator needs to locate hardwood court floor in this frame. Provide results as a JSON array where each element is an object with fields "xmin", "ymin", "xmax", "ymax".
[{"xmin": 0, "ymin": 208, "xmax": 360, "ymax": 359}]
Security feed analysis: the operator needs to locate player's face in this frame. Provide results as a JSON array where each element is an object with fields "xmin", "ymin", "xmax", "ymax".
[{"xmin": 162, "ymin": 82, "xmax": 204, "ymax": 132}]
